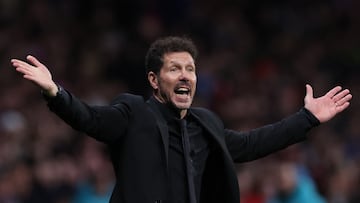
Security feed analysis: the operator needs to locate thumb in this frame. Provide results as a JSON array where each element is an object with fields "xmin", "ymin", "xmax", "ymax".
[
  {"xmin": 26, "ymin": 55, "xmax": 43, "ymax": 67},
  {"xmin": 305, "ymin": 84, "xmax": 313, "ymax": 102}
]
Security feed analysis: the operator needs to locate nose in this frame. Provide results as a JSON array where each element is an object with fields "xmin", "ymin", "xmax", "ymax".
[
  {"xmin": 180, "ymin": 72, "xmax": 189, "ymax": 81},
  {"xmin": 179, "ymin": 68, "xmax": 191, "ymax": 81}
]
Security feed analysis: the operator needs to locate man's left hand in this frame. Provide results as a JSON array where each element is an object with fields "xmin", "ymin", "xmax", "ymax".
[{"xmin": 304, "ymin": 84, "xmax": 352, "ymax": 123}]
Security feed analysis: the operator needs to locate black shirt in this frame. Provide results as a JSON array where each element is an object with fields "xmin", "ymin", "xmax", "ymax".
[{"xmin": 153, "ymin": 98, "xmax": 210, "ymax": 203}]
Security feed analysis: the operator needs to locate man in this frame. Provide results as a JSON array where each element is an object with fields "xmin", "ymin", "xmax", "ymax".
[{"xmin": 11, "ymin": 36, "xmax": 352, "ymax": 203}]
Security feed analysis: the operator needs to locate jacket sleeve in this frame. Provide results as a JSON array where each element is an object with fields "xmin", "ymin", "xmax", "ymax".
[
  {"xmin": 45, "ymin": 86, "xmax": 139, "ymax": 143},
  {"xmin": 224, "ymin": 108, "xmax": 320, "ymax": 163}
]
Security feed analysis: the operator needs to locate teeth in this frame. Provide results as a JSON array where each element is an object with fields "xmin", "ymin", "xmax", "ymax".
[
  {"xmin": 175, "ymin": 87, "xmax": 190, "ymax": 95},
  {"xmin": 178, "ymin": 88, "xmax": 189, "ymax": 91}
]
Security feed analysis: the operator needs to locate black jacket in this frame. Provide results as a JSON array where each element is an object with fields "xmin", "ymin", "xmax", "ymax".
[{"xmin": 46, "ymin": 88, "xmax": 319, "ymax": 203}]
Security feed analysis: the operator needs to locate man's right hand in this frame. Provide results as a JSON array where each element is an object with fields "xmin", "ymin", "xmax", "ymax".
[{"xmin": 11, "ymin": 55, "xmax": 58, "ymax": 97}]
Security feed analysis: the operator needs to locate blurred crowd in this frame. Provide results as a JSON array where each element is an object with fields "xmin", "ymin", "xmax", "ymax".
[{"xmin": 0, "ymin": 0, "xmax": 359, "ymax": 202}]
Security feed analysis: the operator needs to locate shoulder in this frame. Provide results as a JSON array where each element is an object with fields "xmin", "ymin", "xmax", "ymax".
[
  {"xmin": 110, "ymin": 93, "xmax": 145, "ymax": 105},
  {"xmin": 108, "ymin": 93, "xmax": 154, "ymax": 119},
  {"xmin": 191, "ymin": 107, "xmax": 215, "ymax": 117},
  {"xmin": 109, "ymin": 93, "xmax": 149, "ymax": 114},
  {"xmin": 190, "ymin": 107, "xmax": 223, "ymax": 127}
]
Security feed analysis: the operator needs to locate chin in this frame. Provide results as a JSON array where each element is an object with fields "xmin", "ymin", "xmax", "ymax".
[{"xmin": 173, "ymin": 102, "xmax": 192, "ymax": 110}]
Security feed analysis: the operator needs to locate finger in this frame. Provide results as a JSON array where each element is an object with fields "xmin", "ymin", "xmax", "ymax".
[
  {"xmin": 11, "ymin": 59, "xmax": 26, "ymax": 65},
  {"xmin": 305, "ymin": 84, "xmax": 313, "ymax": 100},
  {"xmin": 15, "ymin": 67, "xmax": 34, "ymax": 76},
  {"xmin": 332, "ymin": 89, "xmax": 350, "ymax": 102},
  {"xmin": 26, "ymin": 55, "xmax": 43, "ymax": 67},
  {"xmin": 325, "ymin": 86, "xmax": 342, "ymax": 98},
  {"xmin": 23, "ymin": 73, "xmax": 43, "ymax": 81},
  {"xmin": 11, "ymin": 59, "xmax": 34, "ymax": 69},
  {"xmin": 12, "ymin": 61, "xmax": 36, "ymax": 74},
  {"xmin": 336, "ymin": 102, "xmax": 350, "ymax": 113},
  {"xmin": 336, "ymin": 94, "xmax": 352, "ymax": 106},
  {"xmin": 22, "ymin": 75, "xmax": 41, "ymax": 84},
  {"xmin": 23, "ymin": 74, "xmax": 36, "ymax": 81}
]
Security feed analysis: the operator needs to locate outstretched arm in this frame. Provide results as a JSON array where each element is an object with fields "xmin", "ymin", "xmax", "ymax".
[
  {"xmin": 226, "ymin": 84, "xmax": 352, "ymax": 162},
  {"xmin": 304, "ymin": 84, "xmax": 352, "ymax": 123},
  {"xmin": 11, "ymin": 55, "xmax": 58, "ymax": 97},
  {"xmin": 11, "ymin": 55, "xmax": 132, "ymax": 142}
]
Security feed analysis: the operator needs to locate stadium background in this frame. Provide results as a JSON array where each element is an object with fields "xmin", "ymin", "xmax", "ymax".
[{"xmin": 0, "ymin": 0, "xmax": 359, "ymax": 202}]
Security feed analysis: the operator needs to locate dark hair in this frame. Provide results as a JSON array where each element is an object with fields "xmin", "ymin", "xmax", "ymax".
[{"xmin": 145, "ymin": 36, "xmax": 198, "ymax": 75}]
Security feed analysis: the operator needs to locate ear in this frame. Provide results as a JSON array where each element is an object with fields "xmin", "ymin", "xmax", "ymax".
[{"xmin": 148, "ymin": 71, "xmax": 159, "ymax": 90}]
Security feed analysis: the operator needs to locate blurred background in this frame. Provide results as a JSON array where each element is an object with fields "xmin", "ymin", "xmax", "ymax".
[{"xmin": 0, "ymin": 0, "xmax": 359, "ymax": 202}]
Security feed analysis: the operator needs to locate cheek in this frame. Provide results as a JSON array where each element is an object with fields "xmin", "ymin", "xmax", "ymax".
[
  {"xmin": 191, "ymin": 73, "xmax": 197, "ymax": 82},
  {"xmin": 192, "ymin": 77, "xmax": 197, "ymax": 88},
  {"xmin": 159, "ymin": 80, "xmax": 173, "ymax": 95}
]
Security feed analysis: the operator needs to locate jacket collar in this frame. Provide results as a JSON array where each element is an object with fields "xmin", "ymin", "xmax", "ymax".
[
  {"xmin": 188, "ymin": 108, "xmax": 227, "ymax": 149},
  {"xmin": 146, "ymin": 96, "xmax": 227, "ymax": 167},
  {"xmin": 146, "ymin": 97, "xmax": 170, "ymax": 168}
]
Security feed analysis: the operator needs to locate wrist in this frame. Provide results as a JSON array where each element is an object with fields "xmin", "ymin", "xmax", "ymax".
[
  {"xmin": 42, "ymin": 82, "xmax": 59, "ymax": 97},
  {"xmin": 302, "ymin": 107, "xmax": 321, "ymax": 126}
]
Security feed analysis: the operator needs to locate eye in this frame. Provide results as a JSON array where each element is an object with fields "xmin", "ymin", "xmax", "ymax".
[
  {"xmin": 170, "ymin": 67, "xmax": 177, "ymax": 72},
  {"xmin": 170, "ymin": 65, "xmax": 181, "ymax": 72},
  {"xmin": 187, "ymin": 66, "xmax": 195, "ymax": 72}
]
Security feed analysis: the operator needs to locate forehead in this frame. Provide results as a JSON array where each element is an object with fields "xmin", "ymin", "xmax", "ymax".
[{"xmin": 163, "ymin": 52, "xmax": 195, "ymax": 65}]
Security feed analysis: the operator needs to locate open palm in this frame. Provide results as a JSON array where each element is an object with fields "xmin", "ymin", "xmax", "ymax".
[
  {"xmin": 304, "ymin": 84, "xmax": 352, "ymax": 123},
  {"xmin": 11, "ymin": 55, "xmax": 58, "ymax": 96}
]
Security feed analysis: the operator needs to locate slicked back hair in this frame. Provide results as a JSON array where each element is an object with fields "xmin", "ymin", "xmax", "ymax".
[{"xmin": 145, "ymin": 36, "xmax": 198, "ymax": 75}]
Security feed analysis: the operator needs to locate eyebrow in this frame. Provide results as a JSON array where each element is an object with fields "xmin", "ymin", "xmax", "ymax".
[{"xmin": 168, "ymin": 60, "xmax": 195, "ymax": 67}]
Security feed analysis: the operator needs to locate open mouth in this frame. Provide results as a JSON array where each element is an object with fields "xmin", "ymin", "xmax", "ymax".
[{"xmin": 174, "ymin": 87, "xmax": 190, "ymax": 95}]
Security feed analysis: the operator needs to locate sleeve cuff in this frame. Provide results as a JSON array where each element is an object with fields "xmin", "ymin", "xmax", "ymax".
[
  {"xmin": 302, "ymin": 107, "xmax": 321, "ymax": 127},
  {"xmin": 41, "ymin": 83, "xmax": 64, "ymax": 102}
]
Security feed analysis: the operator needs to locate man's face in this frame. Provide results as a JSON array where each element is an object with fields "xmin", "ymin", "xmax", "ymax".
[{"xmin": 150, "ymin": 52, "xmax": 197, "ymax": 111}]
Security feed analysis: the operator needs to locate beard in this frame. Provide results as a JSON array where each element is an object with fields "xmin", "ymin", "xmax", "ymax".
[{"xmin": 157, "ymin": 81, "xmax": 194, "ymax": 110}]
